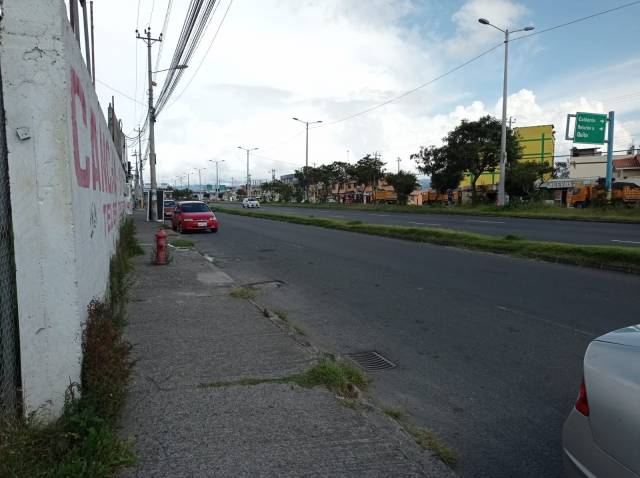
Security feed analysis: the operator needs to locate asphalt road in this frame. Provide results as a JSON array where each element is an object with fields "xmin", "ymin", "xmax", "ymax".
[
  {"xmin": 183, "ymin": 213, "xmax": 639, "ymax": 478},
  {"xmin": 218, "ymin": 202, "xmax": 640, "ymax": 246}
]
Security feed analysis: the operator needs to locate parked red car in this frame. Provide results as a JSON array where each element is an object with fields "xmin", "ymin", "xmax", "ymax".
[
  {"xmin": 163, "ymin": 199, "xmax": 177, "ymax": 218},
  {"xmin": 172, "ymin": 201, "xmax": 218, "ymax": 233}
]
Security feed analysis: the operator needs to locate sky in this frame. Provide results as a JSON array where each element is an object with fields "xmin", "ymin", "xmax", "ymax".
[{"xmin": 83, "ymin": 0, "xmax": 640, "ymax": 187}]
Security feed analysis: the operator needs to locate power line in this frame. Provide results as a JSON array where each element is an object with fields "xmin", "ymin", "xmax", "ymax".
[
  {"xmin": 320, "ymin": 42, "xmax": 504, "ymax": 127},
  {"xmin": 153, "ymin": 0, "xmax": 174, "ymax": 80},
  {"xmin": 318, "ymin": 1, "xmax": 640, "ymax": 129},
  {"xmin": 167, "ymin": 0, "xmax": 234, "ymax": 108},
  {"xmin": 96, "ymin": 79, "xmax": 147, "ymax": 106},
  {"xmin": 154, "ymin": 0, "xmax": 219, "ymax": 117},
  {"xmin": 148, "ymin": 0, "xmax": 156, "ymax": 27},
  {"xmin": 513, "ymin": 1, "xmax": 640, "ymax": 42}
]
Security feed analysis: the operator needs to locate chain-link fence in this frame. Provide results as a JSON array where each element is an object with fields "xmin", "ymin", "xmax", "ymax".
[{"xmin": 0, "ymin": 63, "xmax": 21, "ymax": 417}]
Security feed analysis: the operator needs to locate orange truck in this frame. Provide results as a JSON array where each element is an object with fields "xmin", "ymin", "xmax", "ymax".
[
  {"xmin": 371, "ymin": 190, "xmax": 398, "ymax": 204},
  {"xmin": 421, "ymin": 189, "xmax": 460, "ymax": 205},
  {"xmin": 567, "ymin": 183, "xmax": 640, "ymax": 208}
]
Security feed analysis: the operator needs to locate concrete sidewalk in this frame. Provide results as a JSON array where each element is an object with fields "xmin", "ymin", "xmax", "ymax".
[{"xmin": 118, "ymin": 211, "xmax": 455, "ymax": 477}]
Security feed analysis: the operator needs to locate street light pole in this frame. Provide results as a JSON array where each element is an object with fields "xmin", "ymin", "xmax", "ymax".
[
  {"xmin": 193, "ymin": 167, "xmax": 206, "ymax": 199},
  {"xmin": 238, "ymin": 146, "xmax": 258, "ymax": 196},
  {"xmin": 478, "ymin": 18, "xmax": 533, "ymax": 206},
  {"xmin": 293, "ymin": 117, "xmax": 322, "ymax": 201},
  {"xmin": 209, "ymin": 160, "xmax": 225, "ymax": 201},
  {"xmin": 136, "ymin": 28, "xmax": 162, "ymax": 220}
]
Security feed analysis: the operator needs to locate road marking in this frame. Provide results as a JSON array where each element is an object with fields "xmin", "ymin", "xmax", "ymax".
[
  {"xmin": 372, "ymin": 214, "xmax": 391, "ymax": 217},
  {"xmin": 611, "ymin": 239, "xmax": 640, "ymax": 245},
  {"xmin": 408, "ymin": 221, "xmax": 441, "ymax": 227},
  {"xmin": 496, "ymin": 305, "xmax": 593, "ymax": 337},
  {"xmin": 466, "ymin": 219, "xmax": 505, "ymax": 224},
  {"xmin": 327, "ymin": 214, "xmax": 345, "ymax": 218}
]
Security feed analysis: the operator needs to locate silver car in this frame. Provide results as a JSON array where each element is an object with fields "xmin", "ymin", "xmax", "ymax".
[
  {"xmin": 242, "ymin": 197, "xmax": 260, "ymax": 208},
  {"xmin": 562, "ymin": 324, "xmax": 640, "ymax": 478}
]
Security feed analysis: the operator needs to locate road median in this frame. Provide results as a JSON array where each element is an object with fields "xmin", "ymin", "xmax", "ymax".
[
  {"xmin": 218, "ymin": 207, "xmax": 640, "ymax": 274},
  {"xmin": 258, "ymin": 201, "xmax": 640, "ymax": 224}
]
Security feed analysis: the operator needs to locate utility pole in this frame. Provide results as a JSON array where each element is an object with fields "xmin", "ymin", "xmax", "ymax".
[
  {"xmin": 293, "ymin": 117, "xmax": 322, "ymax": 201},
  {"xmin": 132, "ymin": 151, "xmax": 139, "ymax": 207},
  {"xmin": 136, "ymin": 27, "xmax": 162, "ymax": 220},
  {"xmin": 271, "ymin": 169, "xmax": 276, "ymax": 181},
  {"xmin": 135, "ymin": 126, "xmax": 144, "ymax": 208},
  {"xmin": 508, "ymin": 116, "xmax": 516, "ymax": 130},
  {"xmin": 209, "ymin": 160, "xmax": 225, "ymax": 201},
  {"xmin": 397, "ymin": 157, "xmax": 401, "ymax": 173},
  {"xmin": 193, "ymin": 167, "xmax": 206, "ymax": 199},
  {"xmin": 238, "ymin": 146, "xmax": 258, "ymax": 197}
]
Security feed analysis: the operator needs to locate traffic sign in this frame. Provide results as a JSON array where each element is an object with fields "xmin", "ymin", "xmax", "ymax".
[{"xmin": 574, "ymin": 112, "xmax": 606, "ymax": 144}]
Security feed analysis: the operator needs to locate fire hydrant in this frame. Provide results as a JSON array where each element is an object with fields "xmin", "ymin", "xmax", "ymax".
[{"xmin": 155, "ymin": 228, "xmax": 167, "ymax": 265}]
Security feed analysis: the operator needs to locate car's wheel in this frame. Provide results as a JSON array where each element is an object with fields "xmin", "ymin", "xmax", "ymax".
[
  {"xmin": 177, "ymin": 222, "xmax": 183, "ymax": 233},
  {"xmin": 209, "ymin": 228, "xmax": 218, "ymax": 233}
]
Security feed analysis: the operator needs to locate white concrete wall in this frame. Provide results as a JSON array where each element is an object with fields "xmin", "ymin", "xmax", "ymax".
[{"xmin": 1, "ymin": 0, "xmax": 127, "ymax": 417}]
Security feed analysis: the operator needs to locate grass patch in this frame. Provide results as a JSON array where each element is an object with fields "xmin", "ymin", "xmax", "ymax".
[
  {"xmin": 383, "ymin": 407, "xmax": 406, "ymax": 420},
  {"xmin": 200, "ymin": 359, "xmax": 367, "ymax": 398},
  {"xmin": 292, "ymin": 325, "xmax": 307, "ymax": 336},
  {"xmin": 504, "ymin": 234, "xmax": 523, "ymax": 241},
  {"xmin": 345, "ymin": 220, "xmax": 362, "ymax": 225},
  {"xmin": 217, "ymin": 207, "xmax": 640, "ymax": 274},
  {"xmin": 0, "ymin": 218, "xmax": 140, "ymax": 477},
  {"xmin": 228, "ymin": 286, "xmax": 257, "ymax": 300},
  {"xmin": 170, "ymin": 238, "xmax": 194, "ymax": 248},
  {"xmin": 405, "ymin": 424, "xmax": 460, "ymax": 469},
  {"xmin": 265, "ymin": 201, "xmax": 640, "ymax": 224},
  {"xmin": 272, "ymin": 307, "xmax": 289, "ymax": 322}
]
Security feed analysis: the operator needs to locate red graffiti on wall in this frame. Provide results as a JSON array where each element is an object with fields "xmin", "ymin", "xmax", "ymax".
[{"xmin": 70, "ymin": 67, "xmax": 124, "ymax": 196}]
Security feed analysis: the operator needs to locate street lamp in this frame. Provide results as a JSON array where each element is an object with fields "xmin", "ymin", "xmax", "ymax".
[
  {"xmin": 478, "ymin": 18, "xmax": 534, "ymax": 206},
  {"xmin": 193, "ymin": 167, "xmax": 206, "ymax": 199},
  {"xmin": 152, "ymin": 64, "xmax": 188, "ymax": 74},
  {"xmin": 292, "ymin": 117, "xmax": 322, "ymax": 201},
  {"xmin": 209, "ymin": 159, "xmax": 225, "ymax": 201},
  {"xmin": 238, "ymin": 146, "xmax": 258, "ymax": 197}
]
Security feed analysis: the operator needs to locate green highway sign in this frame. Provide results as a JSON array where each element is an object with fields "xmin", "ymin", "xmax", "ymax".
[{"xmin": 574, "ymin": 112, "xmax": 607, "ymax": 144}]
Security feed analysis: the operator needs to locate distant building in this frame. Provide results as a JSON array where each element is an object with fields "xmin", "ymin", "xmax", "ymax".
[{"xmin": 568, "ymin": 148, "xmax": 640, "ymax": 186}]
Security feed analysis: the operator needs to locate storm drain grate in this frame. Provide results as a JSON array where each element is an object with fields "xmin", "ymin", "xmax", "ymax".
[{"xmin": 346, "ymin": 351, "xmax": 396, "ymax": 371}]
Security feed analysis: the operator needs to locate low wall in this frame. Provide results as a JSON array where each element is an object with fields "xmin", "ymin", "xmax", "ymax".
[{"xmin": 0, "ymin": 0, "xmax": 128, "ymax": 416}]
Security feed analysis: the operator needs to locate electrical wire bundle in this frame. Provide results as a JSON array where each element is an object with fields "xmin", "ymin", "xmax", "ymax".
[{"xmin": 154, "ymin": 0, "xmax": 219, "ymax": 117}]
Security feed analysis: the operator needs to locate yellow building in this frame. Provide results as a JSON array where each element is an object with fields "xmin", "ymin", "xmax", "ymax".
[{"xmin": 459, "ymin": 124, "xmax": 555, "ymax": 188}]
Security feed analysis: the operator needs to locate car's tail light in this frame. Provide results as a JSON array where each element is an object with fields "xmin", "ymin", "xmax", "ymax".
[{"xmin": 575, "ymin": 376, "xmax": 590, "ymax": 417}]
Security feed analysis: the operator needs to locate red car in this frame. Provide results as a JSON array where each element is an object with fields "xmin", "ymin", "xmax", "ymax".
[
  {"xmin": 163, "ymin": 199, "xmax": 177, "ymax": 218},
  {"xmin": 172, "ymin": 201, "xmax": 218, "ymax": 233}
]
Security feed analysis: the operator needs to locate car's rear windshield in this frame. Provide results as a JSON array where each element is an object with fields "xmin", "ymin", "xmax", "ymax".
[
  {"xmin": 181, "ymin": 203, "xmax": 209, "ymax": 213},
  {"xmin": 164, "ymin": 200, "xmax": 176, "ymax": 206}
]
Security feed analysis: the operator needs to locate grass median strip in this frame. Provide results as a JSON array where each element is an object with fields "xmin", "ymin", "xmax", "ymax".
[
  {"xmin": 258, "ymin": 201, "xmax": 640, "ymax": 224},
  {"xmin": 217, "ymin": 207, "xmax": 640, "ymax": 274}
]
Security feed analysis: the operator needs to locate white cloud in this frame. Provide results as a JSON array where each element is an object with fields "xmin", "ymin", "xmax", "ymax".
[
  {"xmin": 446, "ymin": 0, "xmax": 530, "ymax": 56},
  {"xmin": 87, "ymin": 0, "xmax": 638, "ymax": 186}
]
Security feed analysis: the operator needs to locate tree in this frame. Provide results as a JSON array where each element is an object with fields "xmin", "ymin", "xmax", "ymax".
[
  {"xmin": 413, "ymin": 145, "xmax": 462, "ymax": 193},
  {"xmin": 328, "ymin": 161, "xmax": 353, "ymax": 202},
  {"xmin": 505, "ymin": 162, "xmax": 553, "ymax": 201},
  {"xmin": 173, "ymin": 188, "xmax": 194, "ymax": 200},
  {"xmin": 413, "ymin": 115, "xmax": 521, "ymax": 204},
  {"xmin": 385, "ymin": 171, "xmax": 418, "ymax": 205},
  {"xmin": 352, "ymin": 154, "xmax": 385, "ymax": 202},
  {"xmin": 262, "ymin": 180, "xmax": 293, "ymax": 202},
  {"xmin": 294, "ymin": 166, "xmax": 323, "ymax": 202}
]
